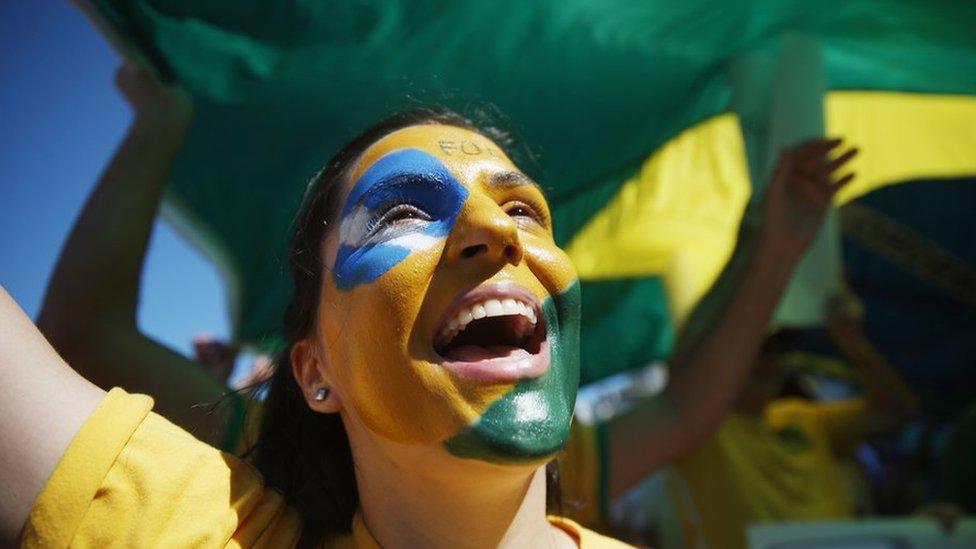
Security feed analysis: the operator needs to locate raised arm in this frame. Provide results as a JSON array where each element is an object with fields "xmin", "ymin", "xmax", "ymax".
[
  {"xmin": 0, "ymin": 285, "xmax": 105, "ymax": 542},
  {"xmin": 605, "ymin": 139, "xmax": 858, "ymax": 497},
  {"xmin": 36, "ymin": 64, "xmax": 230, "ymax": 444}
]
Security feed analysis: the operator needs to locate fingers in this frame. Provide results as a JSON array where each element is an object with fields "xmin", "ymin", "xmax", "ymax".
[
  {"xmin": 789, "ymin": 139, "xmax": 843, "ymax": 176},
  {"xmin": 823, "ymin": 146, "xmax": 858, "ymax": 176},
  {"xmin": 792, "ymin": 137, "xmax": 843, "ymax": 159},
  {"xmin": 766, "ymin": 137, "xmax": 859, "ymax": 228},
  {"xmin": 831, "ymin": 171, "xmax": 855, "ymax": 192},
  {"xmin": 796, "ymin": 142, "xmax": 856, "ymax": 177},
  {"xmin": 786, "ymin": 137, "xmax": 858, "ymax": 198},
  {"xmin": 793, "ymin": 172, "xmax": 833, "ymax": 210}
]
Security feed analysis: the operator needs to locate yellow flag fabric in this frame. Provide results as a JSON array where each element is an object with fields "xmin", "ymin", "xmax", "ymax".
[{"xmin": 567, "ymin": 92, "xmax": 976, "ymax": 327}]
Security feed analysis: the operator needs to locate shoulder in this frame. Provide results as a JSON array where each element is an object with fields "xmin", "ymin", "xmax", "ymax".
[
  {"xmin": 23, "ymin": 388, "xmax": 300, "ymax": 547},
  {"xmin": 22, "ymin": 388, "xmax": 153, "ymax": 546}
]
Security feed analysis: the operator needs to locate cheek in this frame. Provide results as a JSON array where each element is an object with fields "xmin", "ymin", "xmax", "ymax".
[
  {"xmin": 319, "ymin": 249, "xmax": 510, "ymax": 444},
  {"xmin": 522, "ymin": 234, "xmax": 578, "ymax": 296},
  {"xmin": 319, "ymin": 254, "xmax": 425, "ymax": 370},
  {"xmin": 319, "ymin": 275, "xmax": 440, "ymax": 441},
  {"xmin": 332, "ymin": 235, "xmax": 419, "ymax": 291},
  {"xmin": 320, "ymin": 210, "xmax": 445, "ymax": 356}
]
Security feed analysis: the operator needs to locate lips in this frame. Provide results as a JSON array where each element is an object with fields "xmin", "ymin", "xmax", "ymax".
[{"xmin": 433, "ymin": 283, "xmax": 549, "ymax": 382}]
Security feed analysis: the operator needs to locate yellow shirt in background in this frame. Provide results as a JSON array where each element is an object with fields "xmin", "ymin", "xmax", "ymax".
[
  {"xmin": 22, "ymin": 388, "xmax": 629, "ymax": 548},
  {"xmin": 670, "ymin": 398, "xmax": 867, "ymax": 549}
]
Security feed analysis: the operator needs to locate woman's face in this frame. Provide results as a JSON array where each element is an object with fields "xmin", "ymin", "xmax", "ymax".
[{"xmin": 315, "ymin": 124, "xmax": 580, "ymax": 463}]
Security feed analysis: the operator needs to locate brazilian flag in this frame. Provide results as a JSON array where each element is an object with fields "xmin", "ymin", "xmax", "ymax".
[{"xmin": 82, "ymin": 2, "xmax": 976, "ymax": 508}]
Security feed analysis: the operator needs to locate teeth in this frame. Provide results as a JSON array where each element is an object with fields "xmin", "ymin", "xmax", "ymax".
[
  {"xmin": 484, "ymin": 299, "xmax": 504, "ymax": 316},
  {"xmin": 439, "ymin": 297, "xmax": 539, "ymax": 345}
]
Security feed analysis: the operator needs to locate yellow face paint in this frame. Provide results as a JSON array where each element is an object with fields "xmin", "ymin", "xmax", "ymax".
[{"xmin": 318, "ymin": 125, "xmax": 579, "ymax": 460}]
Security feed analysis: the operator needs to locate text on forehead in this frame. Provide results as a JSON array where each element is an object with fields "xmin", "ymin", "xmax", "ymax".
[{"xmin": 438, "ymin": 140, "xmax": 498, "ymax": 157}]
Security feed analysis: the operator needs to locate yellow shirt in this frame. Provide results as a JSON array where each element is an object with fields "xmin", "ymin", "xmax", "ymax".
[
  {"xmin": 671, "ymin": 398, "xmax": 867, "ymax": 549},
  {"xmin": 233, "ymin": 395, "xmax": 606, "ymax": 528},
  {"xmin": 22, "ymin": 388, "xmax": 630, "ymax": 548}
]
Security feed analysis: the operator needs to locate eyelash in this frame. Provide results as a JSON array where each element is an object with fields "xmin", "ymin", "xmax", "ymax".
[
  {"xmin": 366, "ymin": 202, "xmax": 431, "ymax": 237},
  {"xmin": 505, "ymin": 199, "xmax": 548, "ymax": 227},
  {"xmin": 362, "ymin": 194, "xmax": 547, "ymax": 240}
]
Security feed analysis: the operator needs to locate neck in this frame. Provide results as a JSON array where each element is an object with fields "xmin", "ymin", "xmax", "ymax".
[{"xmin": 349, "ymin": 428, "xmax": 568, "ymax": 548}]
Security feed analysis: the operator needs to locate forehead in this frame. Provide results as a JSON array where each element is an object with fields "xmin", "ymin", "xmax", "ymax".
[{"xmin": 348, "ymin": 124, "xmax": 519, "ymax": 184}]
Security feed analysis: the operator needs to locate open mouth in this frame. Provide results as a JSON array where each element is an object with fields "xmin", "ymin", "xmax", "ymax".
[{"xmin": 433, "ymin": 284, "xmax": 549, "ymax": 382}]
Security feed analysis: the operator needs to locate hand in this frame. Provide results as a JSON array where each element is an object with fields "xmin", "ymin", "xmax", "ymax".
[
  {"xmin": 114, "ymin": 62, "xmax": 193, "ymax": 128},
  {"xmin": 758, "ymin": 138, "xmax": 857, "ymax": 257}
]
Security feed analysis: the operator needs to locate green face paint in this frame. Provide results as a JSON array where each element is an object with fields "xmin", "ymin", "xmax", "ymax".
[
  {"xmin": 319, "ymin": 125, "xmax": 580, "ymax": 451},
  {"xmin": 320, "ymin": 126, "xmax": 566, "ymax": 446},
  {"xmin": 445, "ymin": 280, "xmax": 581, "ymax": 462}
]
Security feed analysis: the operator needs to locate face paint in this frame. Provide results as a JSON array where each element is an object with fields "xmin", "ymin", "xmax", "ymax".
[
  {"xmin": 333, "ymin": 149, "xmax": 468, "ymax": 290},
  {"xmin": 318, "ymin": 125, "xmax": 581, "ymax": 463},
  {"xmin": 445, "ymin": 280, "xmax": 581, "ymax": 461}
]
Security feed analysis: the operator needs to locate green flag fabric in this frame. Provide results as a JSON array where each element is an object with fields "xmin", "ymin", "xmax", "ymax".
[{"xmin": 84, "ymin": 0, "xmax": 976, "ymax": 383}]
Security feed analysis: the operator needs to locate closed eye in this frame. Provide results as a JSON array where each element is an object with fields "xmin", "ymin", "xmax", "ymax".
[{"xmin": 366, "ymin": 202, "xmax": 432, "ymax": 238}]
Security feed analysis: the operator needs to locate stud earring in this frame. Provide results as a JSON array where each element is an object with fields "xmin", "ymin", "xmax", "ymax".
[{"xmin": 313, "ymin": 387, "xmax": 329, "ymax": 401}]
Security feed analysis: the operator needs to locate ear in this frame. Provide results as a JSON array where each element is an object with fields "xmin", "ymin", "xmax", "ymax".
[{"xmin": 290, "ymin": 339, "xmax": 342, "ymax": 414}]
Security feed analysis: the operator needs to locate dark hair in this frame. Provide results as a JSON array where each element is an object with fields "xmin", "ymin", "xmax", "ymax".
[{"xmin": 250, "ymin": 108, "xmax": 558, "ymax": 543}]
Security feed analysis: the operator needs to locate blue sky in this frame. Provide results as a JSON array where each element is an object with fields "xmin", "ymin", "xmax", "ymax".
[{"xmin": 0, "ymin": 2, "xmax": 230, "ymax": 356}]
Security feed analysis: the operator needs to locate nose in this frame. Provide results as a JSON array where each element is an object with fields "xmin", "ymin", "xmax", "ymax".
[{"xmin": 444, "ymin": 196, "xmax": 523, "ymax": 267}]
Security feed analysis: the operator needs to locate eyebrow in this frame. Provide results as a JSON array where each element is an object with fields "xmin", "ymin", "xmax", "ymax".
[
  {"xmin": 341, "ymin": 148, "xmax": 455, "ymax": 217},
  {"xmin": 352, "ymin": 172, "xmax": 445, "ymax": 209},
  {"xmin": 488, "ymin": 171, "xmax": 541, "ymax": 191}
]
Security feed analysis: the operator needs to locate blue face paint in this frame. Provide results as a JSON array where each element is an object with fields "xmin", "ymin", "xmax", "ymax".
[{"xmin": 334, "ymin": 149, "xmax": 469, "ymax": 290}]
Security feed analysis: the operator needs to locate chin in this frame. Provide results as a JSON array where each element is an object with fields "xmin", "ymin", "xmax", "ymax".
[
  {"xmin": 442, "ymin": 281, "xmax": 581, "ymax": 465},
  {"xmin": 443, "ymin": 381, "xmax": 575, "ymax": 465}
]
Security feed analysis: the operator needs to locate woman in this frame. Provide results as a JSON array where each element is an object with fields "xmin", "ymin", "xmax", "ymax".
[
  {"xmin": 1, "ymin": 85, "xmax": 619, "ymax": 548},
  {"xmin": 2, "ymin": 66, "xmax": 854, "ymax": 547}
]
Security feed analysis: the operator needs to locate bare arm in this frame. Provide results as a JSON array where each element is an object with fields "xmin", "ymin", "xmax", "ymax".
[
  {"xmin": 36, "ymin": 64, "xmax": 229, "ymax": 444},
  {"xmin": 826, "ymin": 295, "xmax": 920, "ymax": 434},
  {"xmin": 0, "ymin": 285, "xmax": 105, "ymax": 542},
  {"xmin": 606, "ymin": 140, "xmax": 858, "ymax": 497}
]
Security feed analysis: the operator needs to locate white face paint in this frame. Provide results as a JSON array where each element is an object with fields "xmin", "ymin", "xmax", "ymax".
[
  {"xmin": 339, "ymin": 202, "xmax": 445, "ymax": 254},
  {"xmin": 317, "ymin": 124, "xmax": 581, "ymax": 462}
]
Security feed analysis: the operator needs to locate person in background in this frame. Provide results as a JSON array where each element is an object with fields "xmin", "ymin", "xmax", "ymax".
[
  {"xmin": 192, "ymin": 333, "xmax": 240, "ymax": 385},
  {"xmin": 37, "ymin": 62, "xmax": 270, "ymax": 451},
  {"xmin": 36, "ymin": 63, "xmax": 239, "ymax": 442},
  {"xmin": 193, "ymin": 333, "xmax": 273, "ymax": 390},
  {"xmin": 668, "ymin": 294, "xmax": 919, "ymax": 549}
]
